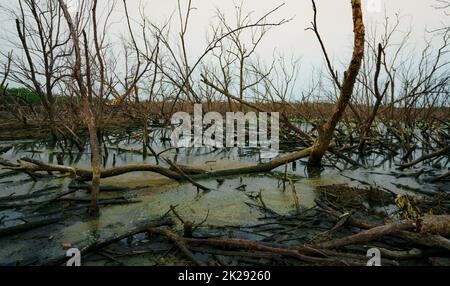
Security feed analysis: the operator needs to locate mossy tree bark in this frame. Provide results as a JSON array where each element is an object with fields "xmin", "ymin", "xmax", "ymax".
[{"xmin": 308, "ymin": 0, "xmax": 365, "ymax": 166}]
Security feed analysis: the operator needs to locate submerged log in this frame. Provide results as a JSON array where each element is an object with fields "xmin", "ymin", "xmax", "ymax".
[
  {"xmin": 431, "ymin": 170, "xmax": 450, "ymax": 183},
  {"xmin": 10, "ymin": 147, "xmax": 313, "ymax": 182},
  {"xmin": 0, "ymin": 216, "xmax": 62, "ymax": 238},
  {"xmin": 400, "ymin": 146, "xmax": 450, "ymax": 169}
]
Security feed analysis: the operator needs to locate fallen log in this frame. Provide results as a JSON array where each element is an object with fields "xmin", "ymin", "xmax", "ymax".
[
  {"xmin": 11, "ymin": 147, "xmax": 312, "ymax": 182},
  {"xmin": 0, "ymin": 197, "xmax": 140, "ymax": 210},
  {"xmin": 16, "ymin": 157, "xmax": 184, "ymax": 181},
  {"xmin": 389, "ymin": 229, "xmax": 450, "ymax": 252},
  {"xmin": 314, "ymin": 220, "xmax": 415, "ymax": 249},
  {"xmin": 315, "ymin": 199, "xmax": 450, "ymax": 251},
  {"xmin": 188, "ymin": 246, "xmax": 282, "ymax": 261},
  {"xmin": 32, "ymin": 188, "xmax": 80, "ymax": 211}
]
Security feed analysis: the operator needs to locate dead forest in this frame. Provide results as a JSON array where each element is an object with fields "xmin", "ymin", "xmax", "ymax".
[{"xmin": 0, "ymin": 0, "xmax": 449, "ymax": 266}]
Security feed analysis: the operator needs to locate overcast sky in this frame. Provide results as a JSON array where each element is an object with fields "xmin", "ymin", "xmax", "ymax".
[
  {"xmin": 115, "ymin": 0, "xmax": 449, "ymax": 67},
  {"xmin": 0, "ymin": 0, "xmax": 448, "ymax": 94}
]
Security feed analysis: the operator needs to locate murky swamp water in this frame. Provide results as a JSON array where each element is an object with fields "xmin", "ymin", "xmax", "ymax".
[{"xmin": 0, "ymin": 127, "xmax": 447, "ymax": 265}]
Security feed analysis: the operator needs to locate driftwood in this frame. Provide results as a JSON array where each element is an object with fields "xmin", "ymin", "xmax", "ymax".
[
  {"xmin": 31, "ymin": 189, "xmax": 80, "ymax": 211},
  {"xmin": 0, "ymin": 197, "xmax": 140, "ymax": 210},
  {"xmin": 0, "ymin": 157, "xmax": 17, "ymax": 168},
  {"xmin": 169, "ymin": 164, "xmax": 207, "ymax": 175},
  {"xmin": 15, "ymin": 157, "xmax": 184, "ymax": 181}
]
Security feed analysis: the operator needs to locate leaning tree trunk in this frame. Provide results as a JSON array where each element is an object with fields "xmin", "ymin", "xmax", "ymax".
[{"xmin": 308, "ymin": 0, "xmax": 365, "ymax": 166}]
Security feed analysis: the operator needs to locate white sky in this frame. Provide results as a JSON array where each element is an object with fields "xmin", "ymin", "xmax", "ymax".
[
  {"xmin": 116, "ymin": 0, "xmax": 449, "ymax": 66},
  {"xmin": 0, "ymin": 0, "xmax": 448, "ymax": 94}
]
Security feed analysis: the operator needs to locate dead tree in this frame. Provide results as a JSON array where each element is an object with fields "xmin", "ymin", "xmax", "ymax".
[
  {"xmin": 0, "ymin": 52, "xmax": 12, "ymax": 94},
  {"xmin": 58, "ymin": 0, "xmax": 102, "ymax": 215},
  {"xmin": 356, "ymin": 14, "xmax": 406, "ymax": 151},
  {"xmin": 146, "ymin": 1, "xmax": 288, "ymax": 119},
  {"xmin": 215, "ymin": 2, "xmax": 276, "ymax": 109},
  {"xmin": 307, "ymin": 0, "xmax": 365, "ymax": 166},
  {"xmin": 357, "ymin": 43, "xmax": 388, "ymax": 151},
  {"xmin": 1, "ymin": 0, "xmax": 76, "ymax": 139}
]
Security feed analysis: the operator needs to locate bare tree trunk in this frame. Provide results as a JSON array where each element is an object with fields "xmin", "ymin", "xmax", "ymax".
[
  {"xmin": 358, "ymin": 97, "xmax": 382, "ymax": 149},
  {"xmin": 143, "ymin": 119, "xmax": 149, "ymax": 159},
  {"xmin": 308, "ymin": 0, "xmax": 365, "ymax": 166},
  {"xmin": 83, "ymin": 98, "xmax": 100, "ymax": 215},
  {"xmin": 58, "ymin": 0, "xmax": 100, "ymax": 215},
  {"xmin": 359, "ymin": 43, "xmax": 388, "ymax": 151},
  {"xmin": 239, "ymin": 57, "xmax": 244, "ymax": 111}
]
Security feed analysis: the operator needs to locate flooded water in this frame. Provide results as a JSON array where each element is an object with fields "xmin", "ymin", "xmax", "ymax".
[{"xmin": 0, "ymin": 127, "xmax": 447, "ymax": 265}]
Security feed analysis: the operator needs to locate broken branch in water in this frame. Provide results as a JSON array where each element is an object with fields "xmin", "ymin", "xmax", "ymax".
[
  {"xmin": 0, "ymin": 216, "xmax": 62, "ymax": 238},
  {"xmin": 314, "ymin": 220, "xmax": 415, "ymax": 249},
  {"xmin": 400, "ymin": 146, "xmax": 450, "ymax": 169},
  {"xmin": 2, "ymin": 147, "xmax": 312, "ymax": 184},
  {"xmin": 163, "ymin": 158, "xmax": 210, "ymax": 191}
]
